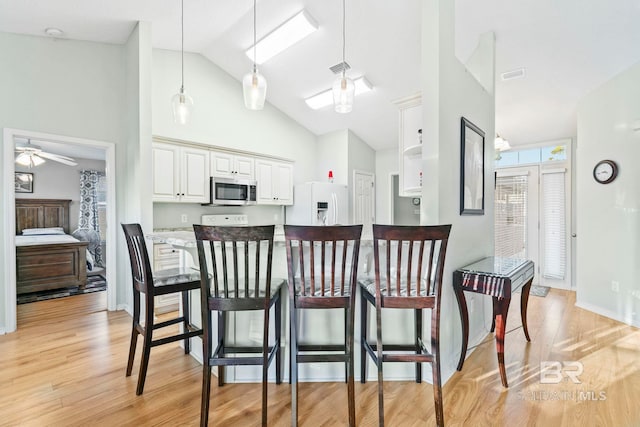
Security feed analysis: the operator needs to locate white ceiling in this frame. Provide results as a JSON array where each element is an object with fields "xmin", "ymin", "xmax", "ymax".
[
  {"xmin": 13, "ymin": 136, "xmax": 106, "ymax": 162},
  {"xmin": 2, "ymin": 0, "xmax": 639, "ymax": 153}
]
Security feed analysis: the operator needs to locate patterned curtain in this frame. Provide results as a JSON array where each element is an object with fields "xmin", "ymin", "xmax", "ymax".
[{"xmin": 79, "ymin": 170, "xmax": 104, "ymax": 267}]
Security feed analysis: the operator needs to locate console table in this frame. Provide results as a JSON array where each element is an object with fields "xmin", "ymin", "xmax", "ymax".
[{"xmin": 453, "ymin": 256, "xmax": 535, "ymax": 387}]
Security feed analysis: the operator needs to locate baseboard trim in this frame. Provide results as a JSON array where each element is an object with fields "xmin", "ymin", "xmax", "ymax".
[{"xmin": 575, "ymin": 299, "xmax": 640, "ymax": 328}]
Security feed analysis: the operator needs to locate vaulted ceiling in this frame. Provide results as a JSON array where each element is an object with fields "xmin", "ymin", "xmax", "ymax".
[{"xmin": 2, "ymin": 0, "xmax": 639, "ymax": 152}]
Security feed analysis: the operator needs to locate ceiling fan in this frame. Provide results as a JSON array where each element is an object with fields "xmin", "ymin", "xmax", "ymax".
[{"xmin": 15, "ymin": 139, "xmax": 78, "ymax": 167}]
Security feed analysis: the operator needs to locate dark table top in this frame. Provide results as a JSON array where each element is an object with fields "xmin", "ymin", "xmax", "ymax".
[{"xmin": 454, "ymin": 256, "xmax": 534, "ymax": 298}]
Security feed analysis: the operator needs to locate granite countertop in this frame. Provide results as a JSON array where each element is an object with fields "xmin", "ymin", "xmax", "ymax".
[
  {"xmin": 149, "ymin": 225, "xmax": 285, "ymax": 246},
  {"xmin": 148, "ymin": 230, "xmax": 199, "ymax": 247},
  {"xmin": 148, "ymin": 225, "xmax": 373, "ymax": 247}
]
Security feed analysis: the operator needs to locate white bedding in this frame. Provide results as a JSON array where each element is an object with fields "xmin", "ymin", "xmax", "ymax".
[{"xmin": 16, "ymin": 234, "xmax": 80, "ymax": 246}]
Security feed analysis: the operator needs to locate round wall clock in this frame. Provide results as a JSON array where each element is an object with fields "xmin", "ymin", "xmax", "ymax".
[{"xmin": 593, "ymin": 160, "xmax": 618, "ymax": 184}]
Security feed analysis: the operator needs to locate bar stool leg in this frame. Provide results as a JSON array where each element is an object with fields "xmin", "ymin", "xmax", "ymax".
[{"xmin": 415, "ymin": 308, "xmax": 422, "ymax": 383}]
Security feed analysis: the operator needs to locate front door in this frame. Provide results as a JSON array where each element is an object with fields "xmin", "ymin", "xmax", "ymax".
[{"xmin": 495, "ymin": 166, "xmax": 540, "ymax": 284}]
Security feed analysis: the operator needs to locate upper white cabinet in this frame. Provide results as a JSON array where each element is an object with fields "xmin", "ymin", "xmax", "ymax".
[
  {"xmin": 255, "ymin": 159, "xmax": 293, "ymax": 205},
  {"xmin": 393, "ymin": 94, "xmax": 423, "ymax": 196},
  {"xmin": 210, "ymin": 151, "xmax": 254, "ymax": 180},
  {"xmin": 152, "ymin": 142, "xmax": 210, "ymax": 203},
  {"xmin": 152, "ymin": 138, "xmax": 294, "ymax": 206}
]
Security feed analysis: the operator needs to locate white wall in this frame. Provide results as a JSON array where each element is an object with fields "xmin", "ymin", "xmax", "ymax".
[
  {"xmin": 317, "ymin": 129, "xmax": 349, "ymax": 185},
  {"xmin": 0, "ymin": 34, "xmax": 125, "ymax": 141},
  {"xmin": 421, "ymin": 0, "xmax": 496, "ymax": 383},
  {"xmin": 117, "ymin": 22, "xmax": 154, "ymax": 313},
  {"xmin": 347, "ymin": 130, "xmax": 376, "ymax": 177},
  {"xmin": 576, "ymin": 60, "xmax": 640, "ymax": 327},
  {"xmin": 153, "ymin": 203, "xmax": 286, "ymax": 229},
  {"xmin": 123, "ymin": 22, "xmax": 153, "ymax": 230},
  {"xmin": 15, "ymin": 158, "xmax": 106, "ymax": 232}
]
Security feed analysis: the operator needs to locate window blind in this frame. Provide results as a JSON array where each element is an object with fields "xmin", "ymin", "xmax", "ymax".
[
  {"xmin": 494, "ymin": 175, "xmax": 528, "ymax": 259},
  {"xmin": 541, "ymin": 170, "xmax": 566, "ymax": 279}
]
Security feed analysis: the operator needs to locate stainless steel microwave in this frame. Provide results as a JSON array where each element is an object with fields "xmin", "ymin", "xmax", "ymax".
[{"xmin": 208, "ymin": 177, "xmax": 257, "ymax": 206}]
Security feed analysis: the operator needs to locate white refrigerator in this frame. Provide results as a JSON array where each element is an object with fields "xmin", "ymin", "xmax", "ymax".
[{"xmin": 286, "ymin": 182, "xmax": 348, "ymax": 225}]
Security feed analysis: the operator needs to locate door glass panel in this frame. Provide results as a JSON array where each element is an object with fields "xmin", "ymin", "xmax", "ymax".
[
  {"xmin": 542, "ymin": 171, "xmax": 566, "ymax": 279},
  {"xmin": 495, "ymin": 175, "xmax": 528, "ymax": 259},
  {"xmin": 541, "ymin": 145, "xmax": 567, "ymax": 162},
  {"xmin": 518, "ymin": 149, "xmax": 541, "ymax": 164},
  {"xmin": 495, "ymin": 151, "xmax": 518, "ymax": 168}
]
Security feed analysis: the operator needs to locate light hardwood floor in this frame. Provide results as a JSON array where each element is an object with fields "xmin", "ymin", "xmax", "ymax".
[{"xmin": 1, "ymin": 289, "xmax": 639, "ymax": 426}]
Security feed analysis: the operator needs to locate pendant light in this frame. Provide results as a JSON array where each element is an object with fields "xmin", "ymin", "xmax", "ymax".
[
  {"xmin": 332, "ymin": 0, "xmax": 355, "ymax": 113},
  {"xmin": 243, "ymin": 0, "xmax": 267, "ymax": 110},
  {"xmin": 171, "ymin": 0, "xmax": 193, "ymax": 124}
]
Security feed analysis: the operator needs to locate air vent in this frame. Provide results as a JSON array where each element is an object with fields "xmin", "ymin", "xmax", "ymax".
[
  {"xmin": 330, "ymin": 61, "xmax": 351, "ymax": 74},
  {"xmin": 501, "ymin": 68, "xmax": 525, "ymax": 81}
]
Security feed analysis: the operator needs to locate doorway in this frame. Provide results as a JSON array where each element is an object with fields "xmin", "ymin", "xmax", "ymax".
[
  {"xmin": 494, "ymin": 142, "xmax": 572, "ymax": 290},
  {"xmin": 389, "ymin": 172, "xmax": 422, "ymax": 225},
  {"xmin": 3, "ymin": 128, "xmax": 117, "ymax": 333},
  {"xmin": 390, "ymin": 174, "xmax": 419, "ymax": 226}
]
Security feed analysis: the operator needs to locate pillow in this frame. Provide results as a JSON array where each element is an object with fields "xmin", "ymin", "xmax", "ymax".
[{"xmin": 21, "ymin": 227, "xmax": 66, "ymax": 235}]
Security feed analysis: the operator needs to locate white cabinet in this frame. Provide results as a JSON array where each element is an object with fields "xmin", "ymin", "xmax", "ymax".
[
  {"xmin": 255, "ymin": 159, "xmax": 293, "ymax": 205},
  {"xmin": 210, "ymin": 151, "xmax": 254, "ymax": 180},
  {"xmin": 152, "ymin": 143, "xmax": 210, "ymax": 203},
  {"xmin": 393, "ymin": 94, "xmax": 423, "ymax": 196},
  {"xmin": 153, "ymin": 243, "xmax": 180, "ymax": 314}
]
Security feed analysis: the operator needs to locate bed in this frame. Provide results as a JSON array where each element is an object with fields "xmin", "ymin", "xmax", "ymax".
[{"xmin": 15, "ymin": 199, "xmax": 88, "ymax": 295}]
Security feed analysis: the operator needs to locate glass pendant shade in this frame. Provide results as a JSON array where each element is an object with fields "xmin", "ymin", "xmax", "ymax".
[
  {"xmin": 16, "ymin": 152, "xmax": 45, "ymax": 167},
  {"xmin": 172, "ymin": 88, "xmax": 194, "ymax": 125},
  {"xmin": 332, "ymin": 73, "xmax": 355, "ymax": 113},
  {"xmin": 172, "ymin": 0, "xmax": 192, "ymax": 125},
  {"xmin": 245, "ymin": 0, "xmax": 266, "ymax": 111},
  {"xmin": 243, "ymin": 69, "xmax": 267, "ymax": 110}
]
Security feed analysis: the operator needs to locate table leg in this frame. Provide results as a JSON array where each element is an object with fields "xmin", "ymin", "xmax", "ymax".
[
  {"xmin": 454, "ymin": 286, "xmax": 469, "ymax": 371},
  {"xmin": 520, "ymin": 279, "xmax": 533, "ymax": 342},
  {"xmin": 494, "ymin": 296, "xmax": 511, "ymax": 387},
  {"xmin": 490, "ymin": 298, "xmax": 498, "ymax": 333}
]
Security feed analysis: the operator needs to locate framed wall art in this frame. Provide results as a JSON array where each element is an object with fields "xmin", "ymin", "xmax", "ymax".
[
  {"xmin": 460, "ymin": 117, "xmax": 485, "ymax": 215},
  {"xmin": 15, "ymin": 172, "xmax": 34, "ymax": 193}
]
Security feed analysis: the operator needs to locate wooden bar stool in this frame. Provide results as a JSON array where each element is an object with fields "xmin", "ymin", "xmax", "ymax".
[
  {"xmin": 284, "ymin": 224, "xmax": 363, "ymax": 426},
  {"xmin": 121, "ymin": 223, "xmax": 203, "ymax": 395},
  {"xmin": 359, "ymin": 224, "xmax": 451, "ymax": 426},
  {"xmin": 194, "ymin": 224, "xmax": 284, "ymax": 427}
]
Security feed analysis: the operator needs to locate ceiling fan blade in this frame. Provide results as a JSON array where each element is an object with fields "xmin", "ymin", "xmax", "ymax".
[
  {"xmin": 14, "ymin": 138, "xmax": 42, "ymax": 151},
  {"xmin": 38, "ymin": 151, "xmax": 78, "ymax": 166},
  {"xmin": 38, "ymin": 151, "xmax": 76, "ymax": 162}
]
